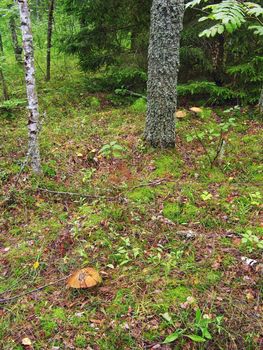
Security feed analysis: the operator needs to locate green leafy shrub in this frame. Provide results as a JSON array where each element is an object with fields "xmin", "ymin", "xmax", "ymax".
[
  {"xmin": 99, "ymin": 141, "xmax": 126, "ymax": 159},
  {"xmin": 0, "ymin": 99, "xmax": 26, "ymax": 118},
  {"xmin": 178, "ymin": 81, "xmax": 245, "ymax": 104},
  {"xmin": 131, "ymin": 98, "xmax": 147, "ymax": 113},
  {"xmin": 87, "ymin": 96, "xmax": 101, "ymax": 109}
]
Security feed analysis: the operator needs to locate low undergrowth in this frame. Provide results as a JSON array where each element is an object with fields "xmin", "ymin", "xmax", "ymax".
[{"xmin": 0, "ymin": 70, "xmax": 262, "ymax": 350}]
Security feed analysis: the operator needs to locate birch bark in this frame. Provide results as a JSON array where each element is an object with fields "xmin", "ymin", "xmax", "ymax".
[
  {"xmin": 18, "ymin": 0, "xmax": 41, "ymax": 173},
  {"xmin": 145, "ymin": 0, "xmax": 184, "ymax": 148}
]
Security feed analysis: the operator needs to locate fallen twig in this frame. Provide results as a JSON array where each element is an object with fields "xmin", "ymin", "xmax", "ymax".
[
  {"xmin": 115, "ymin": 88, "xmax": 146, "ymax": 99},
  {"xmin": 0, "ymin": 276, "xmax": 68, "ymax": 303},
  {"xmin": 37, "ymin": 178, "xmax": 176, "ymax": 199},
  {"xmin": 37, "ymin": 187, "xmax": 116, "ymax": 199}
]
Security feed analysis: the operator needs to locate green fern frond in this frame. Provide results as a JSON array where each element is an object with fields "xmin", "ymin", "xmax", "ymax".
[
  {"xmin": 249, "ymin": 25, "xmax": 263, "ymax": 36},
  {"xmin": 188, "ymin": 0, "xmax": 263, "ymax": 37}
]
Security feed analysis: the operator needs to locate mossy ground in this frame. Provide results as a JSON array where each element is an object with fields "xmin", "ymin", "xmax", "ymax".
[{"xmin": 0, "ymin": 56, "xmax": 262, "ymax": 350}]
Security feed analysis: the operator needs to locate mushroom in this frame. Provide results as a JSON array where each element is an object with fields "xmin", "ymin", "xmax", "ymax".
[{"xmin": 67, "ymin": 267, "xmax": 102, "ymax": 289}]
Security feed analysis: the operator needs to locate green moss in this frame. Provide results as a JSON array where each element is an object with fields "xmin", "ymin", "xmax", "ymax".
[
  {"xmin": 78, "ymin": 204, "xmax": 104, "ymax": 228},
  {"xmin": 222, "ymin": 254, "xmax": 237, "ymax": 267},
  {"xmin": 154, "ymin": 154, "xmax": 182, "ymax": 177},
  {"xmin": 127, "ymin": 187, "xmax": 155, "ymax": 203},
  {"xmin": 52, "ymin": 307, "xmax": 66, "ymax": 321},
  {"xmin": 164, "ymin": 285, "xmax": 191, "ymax": 302},
  {"xmin": 40, "ymin": 319, "xmax": 57, "ymax": 337},
  {"xmin": 106, "ymin": 289, "xmax": 135, "ymax": 317},
  {"xmin": 103, "ymin": 205, "xmax": 124, "ymax": 220},
  {"xmin": 152, "ymin": 285, "xmax": 191, "ymax": 313},
  {"xmin": 75, "ymin": 335, "xmax": 87, "ymax": 348},
  {"xmin": 97, "ymin": 329, "xmax": 135, "ymax": 350},
  {"xmin": 163, "ymin": 202, "xmax": 199, "ymax": 224},
  {"xmin": 247, "ymin": 163, "xmax": 263, "ymax": 182},
  {"xmin": 163, "ymin": 202, "xmax": 181, "ymax": 222},
  {"xmin": 200, "ymin": 168, "xmax": 226, "ymax": 184},
  {"xmin": 200, "ymin": 214, "xmax": 223, "ymax": 229},
  {"xmin": 196, "ymin": 270, "xmax": 222, "ymax": 290}
]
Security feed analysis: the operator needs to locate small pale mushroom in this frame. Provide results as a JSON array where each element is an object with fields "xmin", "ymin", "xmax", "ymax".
[
  {"xmin": 176, "ymin": 110, "xmax": 187, "ymax": 119},
  {"xmin": 189, "ymin": 107, "xmax": 202, "ymax": 115},
  {"xmin": 21, "ymin": 337, "xmax": 32, "ymax": 346}
]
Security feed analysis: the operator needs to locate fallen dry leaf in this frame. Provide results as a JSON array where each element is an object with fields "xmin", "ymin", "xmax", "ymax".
[{"xmin": 67, "ymin": 267, "xmax": 102, "ymax": 289}]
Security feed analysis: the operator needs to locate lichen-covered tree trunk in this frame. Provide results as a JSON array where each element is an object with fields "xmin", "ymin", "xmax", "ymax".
[
  {"xmin": 9, "ymin": 16, "xmax": 23, "ymax": 63},
  {"xmin": 18, "ymin": 0, "xmax": 41, "ymax": 174},
  {"xmin": 46, "ymin": 0, "xmax": 55, "ymax": 81},
  {"xmin": 145, "ymin": 0, "xmax": 184, "ymax": 148}
]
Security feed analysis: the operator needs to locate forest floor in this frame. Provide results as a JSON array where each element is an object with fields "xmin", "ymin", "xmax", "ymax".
[{"xmin": 0, "ymin": 64, "xmax": 262, "ymax": 350}]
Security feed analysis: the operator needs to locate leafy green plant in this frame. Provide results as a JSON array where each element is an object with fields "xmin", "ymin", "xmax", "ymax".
[
  {"xmin": 186, "ymin": 117, "xmax": 236, "ymax": 166},
  {"xmin": 99, "ymin": 141, "xmax": 126, "ymax": 159},
  {"xmin": 163, "ymin": 309, "xmax": 223, "ymax": 344},
  {"xmin": 200, "ymin": 191, "xmax": 213, "ymax": 201},
  {"xmin": 82, "ymin": 168, "xmax": 96, "ymax": 183},
  {"xmin": 187, "ymin": 0, "xmax": 263, "ymax": 37},
  {"xmin": 42, "ymin": 162, "xmax": 57, "ymax": 177},
  {"xmin": 110, "ymin": 237, "xmax": 141, "ymax": 266},
  {"xmin": 178, "ymin": 81, "xmax": 245, "ymax": 104},
  {"xmin": 0, "ymin": 98, "xmax": 26, "ymax": 118},
  {"xmin": 249, "ymin": 191, "xmax": 262, "ymax": 206},
  {"xmin": 75, "ymin": 335, "xmax": 87, "ymax": 348},
  {"xmin": 241, "ymin": 230, "xmax": 263, "ymax": 252},
  {"xmin": 87, "ymin": 96, "xmax": 101, "ymax": 109}
]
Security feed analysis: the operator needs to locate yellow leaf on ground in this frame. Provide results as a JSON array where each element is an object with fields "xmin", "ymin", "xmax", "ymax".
[
  {"xmin": 33, "ymin": 261, "xmax": 39, "ymax": 269},
  {"xmin": 67, "ymin": 267, "xmax": 102, "ymax": 289}
]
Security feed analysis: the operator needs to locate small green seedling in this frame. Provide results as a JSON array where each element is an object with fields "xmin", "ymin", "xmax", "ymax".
[
  {"xmin": 99, "ymin": 141, "xmax": 125, "ymax": 159},
  {"xmin": 163, "ymin": 309, "xmax": 223, "ymax": 344},
  {"xmin": 201, "ymin": 191, "xmax": 213, "ymax": 201},
  {"xmin": 241, "ymin": 230, "xmax": 263, "ymax": 252}
]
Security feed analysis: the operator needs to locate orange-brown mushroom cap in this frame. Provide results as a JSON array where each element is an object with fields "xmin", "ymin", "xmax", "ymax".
[{"xmin": 67, "ymin": 268, "xmax": 102, "ymax": 289}]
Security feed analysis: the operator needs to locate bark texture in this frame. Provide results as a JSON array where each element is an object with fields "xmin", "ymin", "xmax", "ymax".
[
  {"xmin": 211, "ymin": 34, "xmax": 225, "ymax": 86},
  {"xmin": 9, "ymin": 16, "xmax": 23, "ymax": 63},
  {"xmin": 145, "ymin": 0, "xmax": 184, "ymax": 148},
  {"xmin": 259, "ymin": 88, "xmax": 263, "ymax": 114},
  {"xmin": 18, "ymin": 0, "xmax": 41, "ymax": 174},
  {"xmin": 46, "ymin": 0, "xmax": 55, "ymax": 81}
]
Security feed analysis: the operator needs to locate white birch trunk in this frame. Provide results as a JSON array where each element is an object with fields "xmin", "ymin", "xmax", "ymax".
[{"xmin": 18, "ymin": 0, "xmax": 41, "ymax": 173}]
